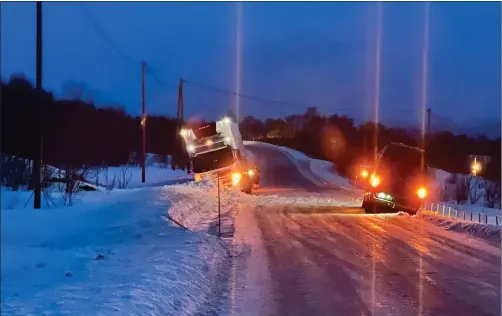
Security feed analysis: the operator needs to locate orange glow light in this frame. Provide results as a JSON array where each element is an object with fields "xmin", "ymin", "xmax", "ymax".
[
  {"xmin": 417, "ymin": 187, "xmax": 427, "ymax": 199},
  {"xmin": 361, "ymin": 170, "xmax": 369, "ymax": 178},
  {"xmin": 370, "ymin": 174, "xmax": 380, "ymax": 187}
]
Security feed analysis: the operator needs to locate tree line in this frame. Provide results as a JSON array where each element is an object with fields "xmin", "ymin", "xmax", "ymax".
[
  {"xmin": 1, "ymin": 77, "xmax": 182, "ymax": 169},
  {"xmin": 2, "ymin": 76, "xmax": 500, "ymax": 185},
  {"xmin": 239, "ymin": 107, "xmax": 501, "ymax": 183}
]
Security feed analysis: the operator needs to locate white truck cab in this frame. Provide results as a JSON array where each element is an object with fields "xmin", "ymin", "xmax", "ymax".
[{"xmin": 180, "ymin": 117, "xmax": 256, "ymax": 193}]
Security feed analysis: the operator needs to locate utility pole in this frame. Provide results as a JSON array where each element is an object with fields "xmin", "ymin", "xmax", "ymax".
[
  {"xmin": 141, "ymin": 61, "xmax": 146, "ymax": 183},
  {"xmin": 425, "ymin": 107, "xmax": 431, "ymax": 162},
  {"xmin": 426, "ymin": 108, "xmax": 431, "ymax": 140},
  {"xmin": 173, "ymin": 79, "xmax": 184, "ymax": 170},
  {"xmin": 177, "ymin": 79, "xmax": 184, "ymax": 125},
  {"xmin": 34, "ymin": 1, "xmax": 42, "ymax": 209}
]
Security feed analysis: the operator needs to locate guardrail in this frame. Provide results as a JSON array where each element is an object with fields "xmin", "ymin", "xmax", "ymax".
[{"xmin": 423, "ymin": 202, "xmax": 502, "ymax": 226}]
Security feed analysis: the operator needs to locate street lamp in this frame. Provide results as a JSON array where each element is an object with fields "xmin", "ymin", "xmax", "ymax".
[{"xmin": 471, "ymin": 157, "xmax": 482, "ymax": 176}]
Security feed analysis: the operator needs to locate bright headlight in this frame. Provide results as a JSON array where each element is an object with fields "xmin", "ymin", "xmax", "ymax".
[
  {"xmin": 232, "ymin": 173, "xmax": 241, "ymax": 186},
  {"xmin": 417, "ymin": 187, "xmax": 427, "ymax": 199}
]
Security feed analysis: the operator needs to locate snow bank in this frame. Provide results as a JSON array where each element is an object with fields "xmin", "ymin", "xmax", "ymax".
[
  {"xmin": 425, "ymin": 201, "xmax": 502, "ymax": 226},
  {"xmin": 309, "ymin": 158, "xmax": 357, "ymax": 190},
  {"xmin": 166, "ymin": 179, "xmax": 246, "ymax": 237},
  {"xmin": 1, "ymin": 187, "xmax": 230, "ymax": 316},
  {"xmin": 418, "ymin": 211, "xmax": 501, "ymax": 244}
]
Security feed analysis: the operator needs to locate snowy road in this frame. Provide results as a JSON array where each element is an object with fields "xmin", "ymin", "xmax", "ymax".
[{"xmin": 241, "ymin": 144, "xmax": 501, "ymax": 316}]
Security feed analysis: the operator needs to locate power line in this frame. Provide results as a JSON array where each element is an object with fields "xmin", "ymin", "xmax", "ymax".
[
  {"xmin": 78, "ymin": 8, "xmax": 428, "ymax": 117},
  {"xmin": 182, "ymin": 78, "xmax": 354, "ymax": 112},
  {"xmin": 79, "ymin": 3, "xmax": 141, "ymax": 65},
  {"xmin": 145, "ymin": 66, "xmax": 177, "ymax": 90}
]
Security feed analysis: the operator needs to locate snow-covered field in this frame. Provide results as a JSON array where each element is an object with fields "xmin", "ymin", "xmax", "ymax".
[
  {"xmin": 1, "ymin": 162, "xmax": 193, "ymax": 210},
  {"xmin": 0, "ymin": 159, "xmax": 236, "ymax": 316},
  {"xmin": 85, "ymin": 164, "xmax": 192, "ymax": 189},
  {"xmin": 1, "ymin": 187, "xmax": 231, "ymax": 316}
]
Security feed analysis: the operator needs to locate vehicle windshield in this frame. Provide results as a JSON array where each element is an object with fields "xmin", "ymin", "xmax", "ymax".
[
  {"xmin": 192, "ymin": 146, "xmax": 235, "ymax": 173},
  {"xmin": 193, "ymin": 122, "xmax": 217, "ymax": 138},
  {"xmin": 378, "ymin": 144, "xmax": 423, "ymax": 177}
]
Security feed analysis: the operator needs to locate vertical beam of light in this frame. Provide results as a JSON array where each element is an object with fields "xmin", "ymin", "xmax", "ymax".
[
  {"xmin": 420, "ymin": 2, "xmax": 431, "ymax": 171},
  {"xmin": 373, "ymin": 2, "xmax": 383, "ymax": 163},
  {"xmin": 234, "ymin": 1, "xmax": 243, "ymax": 122},
  {"xmin": 371, "ymin": 239, "xmax": 376, "ymax": 315},
  {"xmin": 418, "ymin": 5, "xmax": 431, "ymax": 304},
  {"xmin": 418, "ymin": 248, "xmax": 424, "ymax": 316}
]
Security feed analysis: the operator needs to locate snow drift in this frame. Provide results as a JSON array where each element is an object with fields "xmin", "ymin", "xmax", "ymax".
[
  {"xmin": 1, "ymin": 187, "xmax": 230, "ymax": 316},
  {"xmin": 418, "ymin": 210, "xmax": 501, "ymax": 244}
]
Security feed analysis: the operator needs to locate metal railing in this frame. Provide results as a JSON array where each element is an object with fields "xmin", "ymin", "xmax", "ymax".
[{"xmin": 422, "ymin": 202, "xmax": 502, "ymax": 226}]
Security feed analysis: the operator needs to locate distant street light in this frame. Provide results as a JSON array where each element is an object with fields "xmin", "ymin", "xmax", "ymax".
[{"xmin": 471, "ymin": 157, "xmax": 482, "ymax": 176}]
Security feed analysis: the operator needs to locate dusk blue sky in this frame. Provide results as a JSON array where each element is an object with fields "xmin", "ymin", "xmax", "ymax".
[{"xmin": 2, "ymin": 2, "xmax": 500, "ymax": 129}]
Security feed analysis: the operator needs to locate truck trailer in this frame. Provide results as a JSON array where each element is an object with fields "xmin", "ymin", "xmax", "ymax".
[{"xmin": 180, "ymin": 117, "xmax": 258, "ymax": 193}]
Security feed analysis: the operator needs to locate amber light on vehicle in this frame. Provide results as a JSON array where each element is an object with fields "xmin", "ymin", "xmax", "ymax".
[
  {"xmin": 361, "ymin": 170, "xmax": 369, "ymax": 178},
  {"xmin": 232, "ymin": 173, "xmax": 241, "ymax": 186},
  {"xmin": 370, "ymin": 174, "xmax": 380, "ymax": 187},
  {"xmin": 248, "ymin": 169, "xmax": 254, "ymax": 176},
  {"xmin": 417, "ymin": 187, "xmax": 427, "ymax": 199}
]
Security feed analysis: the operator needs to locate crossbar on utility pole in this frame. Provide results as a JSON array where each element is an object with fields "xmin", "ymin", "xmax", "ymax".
[
  {"xmin": 141, "ymin": 61, "xmax": 146, "ymax": 183},
  {"xmin": 34, "ymin": 1, "xmax": 43, "ymax": 209}
]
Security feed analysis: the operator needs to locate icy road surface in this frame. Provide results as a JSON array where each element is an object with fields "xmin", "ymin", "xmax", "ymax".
[{"xmin": 239, "ymin": 144, "xmax": 501, "ymax": 316}]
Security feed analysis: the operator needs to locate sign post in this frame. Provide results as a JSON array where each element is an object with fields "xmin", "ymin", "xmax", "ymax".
[{"xmin": 217, "ymin": 172, "xmax": 221, "ymax": 237}]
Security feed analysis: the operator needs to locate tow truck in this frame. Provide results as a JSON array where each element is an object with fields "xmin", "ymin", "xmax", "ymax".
[
  {"xmin": 362, "ymin": 143, "xmax": 428, "ymax": 214},
  {"xmin": 180, "ymin": 117, "xmax": 258, "ymax": 193}
]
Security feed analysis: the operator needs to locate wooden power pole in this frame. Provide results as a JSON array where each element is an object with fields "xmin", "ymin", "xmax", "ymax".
[
  {"xmin": 34, "ymin": 1, "xmax": 42, "ymax": 209},
  {"xmin": 177, "ymin": 79, "xmax": 184, "ymax": 127},
  {"xmin": 426, "ymin": 108, "xmax": 431, "ymax": 140},
  {"xmin": 141, "ymin": 61, "xmax": 146, "ymax": 183},
  {"xmin": 173, "ymin": 79, "xmax": 184, "ymax": 170}
]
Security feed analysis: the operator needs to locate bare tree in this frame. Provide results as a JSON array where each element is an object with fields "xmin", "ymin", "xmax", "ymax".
[
  {"xmin": 439, "ymin": 184, "xmax": 448, "ymax": 202},
  {"xmin": 103, "ymin": 167, "xmax": 116, "ymax": 191},
  {"xmin": 1, "ymin": 154, "xmax": 30, "ymax": 191},
  {"xmin": 468, "ymin": 176, "xmax": 482, "ymax": 205},
  {"xmin": 60, "ymin": 164, "xmax": 92, "ymax": 206},
  {"xmin": 452, "ymin": 174, "xmax": 469, "ymax": 205},
  {"xmin": 117, "ymin": 165, "xmax": 132, "ymax": 189},
  {"xmin": 485, "ymin": 180, "xmax": 501, "ymax": 209}
]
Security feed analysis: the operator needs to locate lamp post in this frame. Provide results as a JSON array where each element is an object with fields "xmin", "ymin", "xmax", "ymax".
[{"xmin": 471, "ymin": 157, "xmax": 482, "ymax": 176}]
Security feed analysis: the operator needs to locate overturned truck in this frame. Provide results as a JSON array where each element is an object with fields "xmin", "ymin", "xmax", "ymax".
[{"xmin": 180, "ymin": 117, "xmax": 258, "ymax": 194}]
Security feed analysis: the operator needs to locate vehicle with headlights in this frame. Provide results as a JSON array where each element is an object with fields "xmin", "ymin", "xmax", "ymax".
[
  {"xmin": 362, "ymin": 143, "xmax": 428, "ymax": 214},
  {"xmin": 180, "ymin": 117, "xmax": 256, "ymax": 194}
]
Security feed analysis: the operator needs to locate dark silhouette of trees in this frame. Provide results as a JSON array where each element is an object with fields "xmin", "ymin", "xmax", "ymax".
[
  {"xmin": 2, "ymin": 76, "xmax": 500, "ymax": 185},
  {"xmin": 239, "ymin": 116, "xmax": 265, "ymax": 140},
  {"xmin": 1, "ymin": 77, "xmax": 179, "ymax": 170},
  {"xmin": 238, "ymin": 108, "xmax": 501, "ymax": 182}
]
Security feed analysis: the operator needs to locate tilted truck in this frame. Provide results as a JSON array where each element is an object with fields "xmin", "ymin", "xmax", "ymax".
[{"xmin": 179, "ymin": 117, "xmax": 258, "ymax": 193}]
